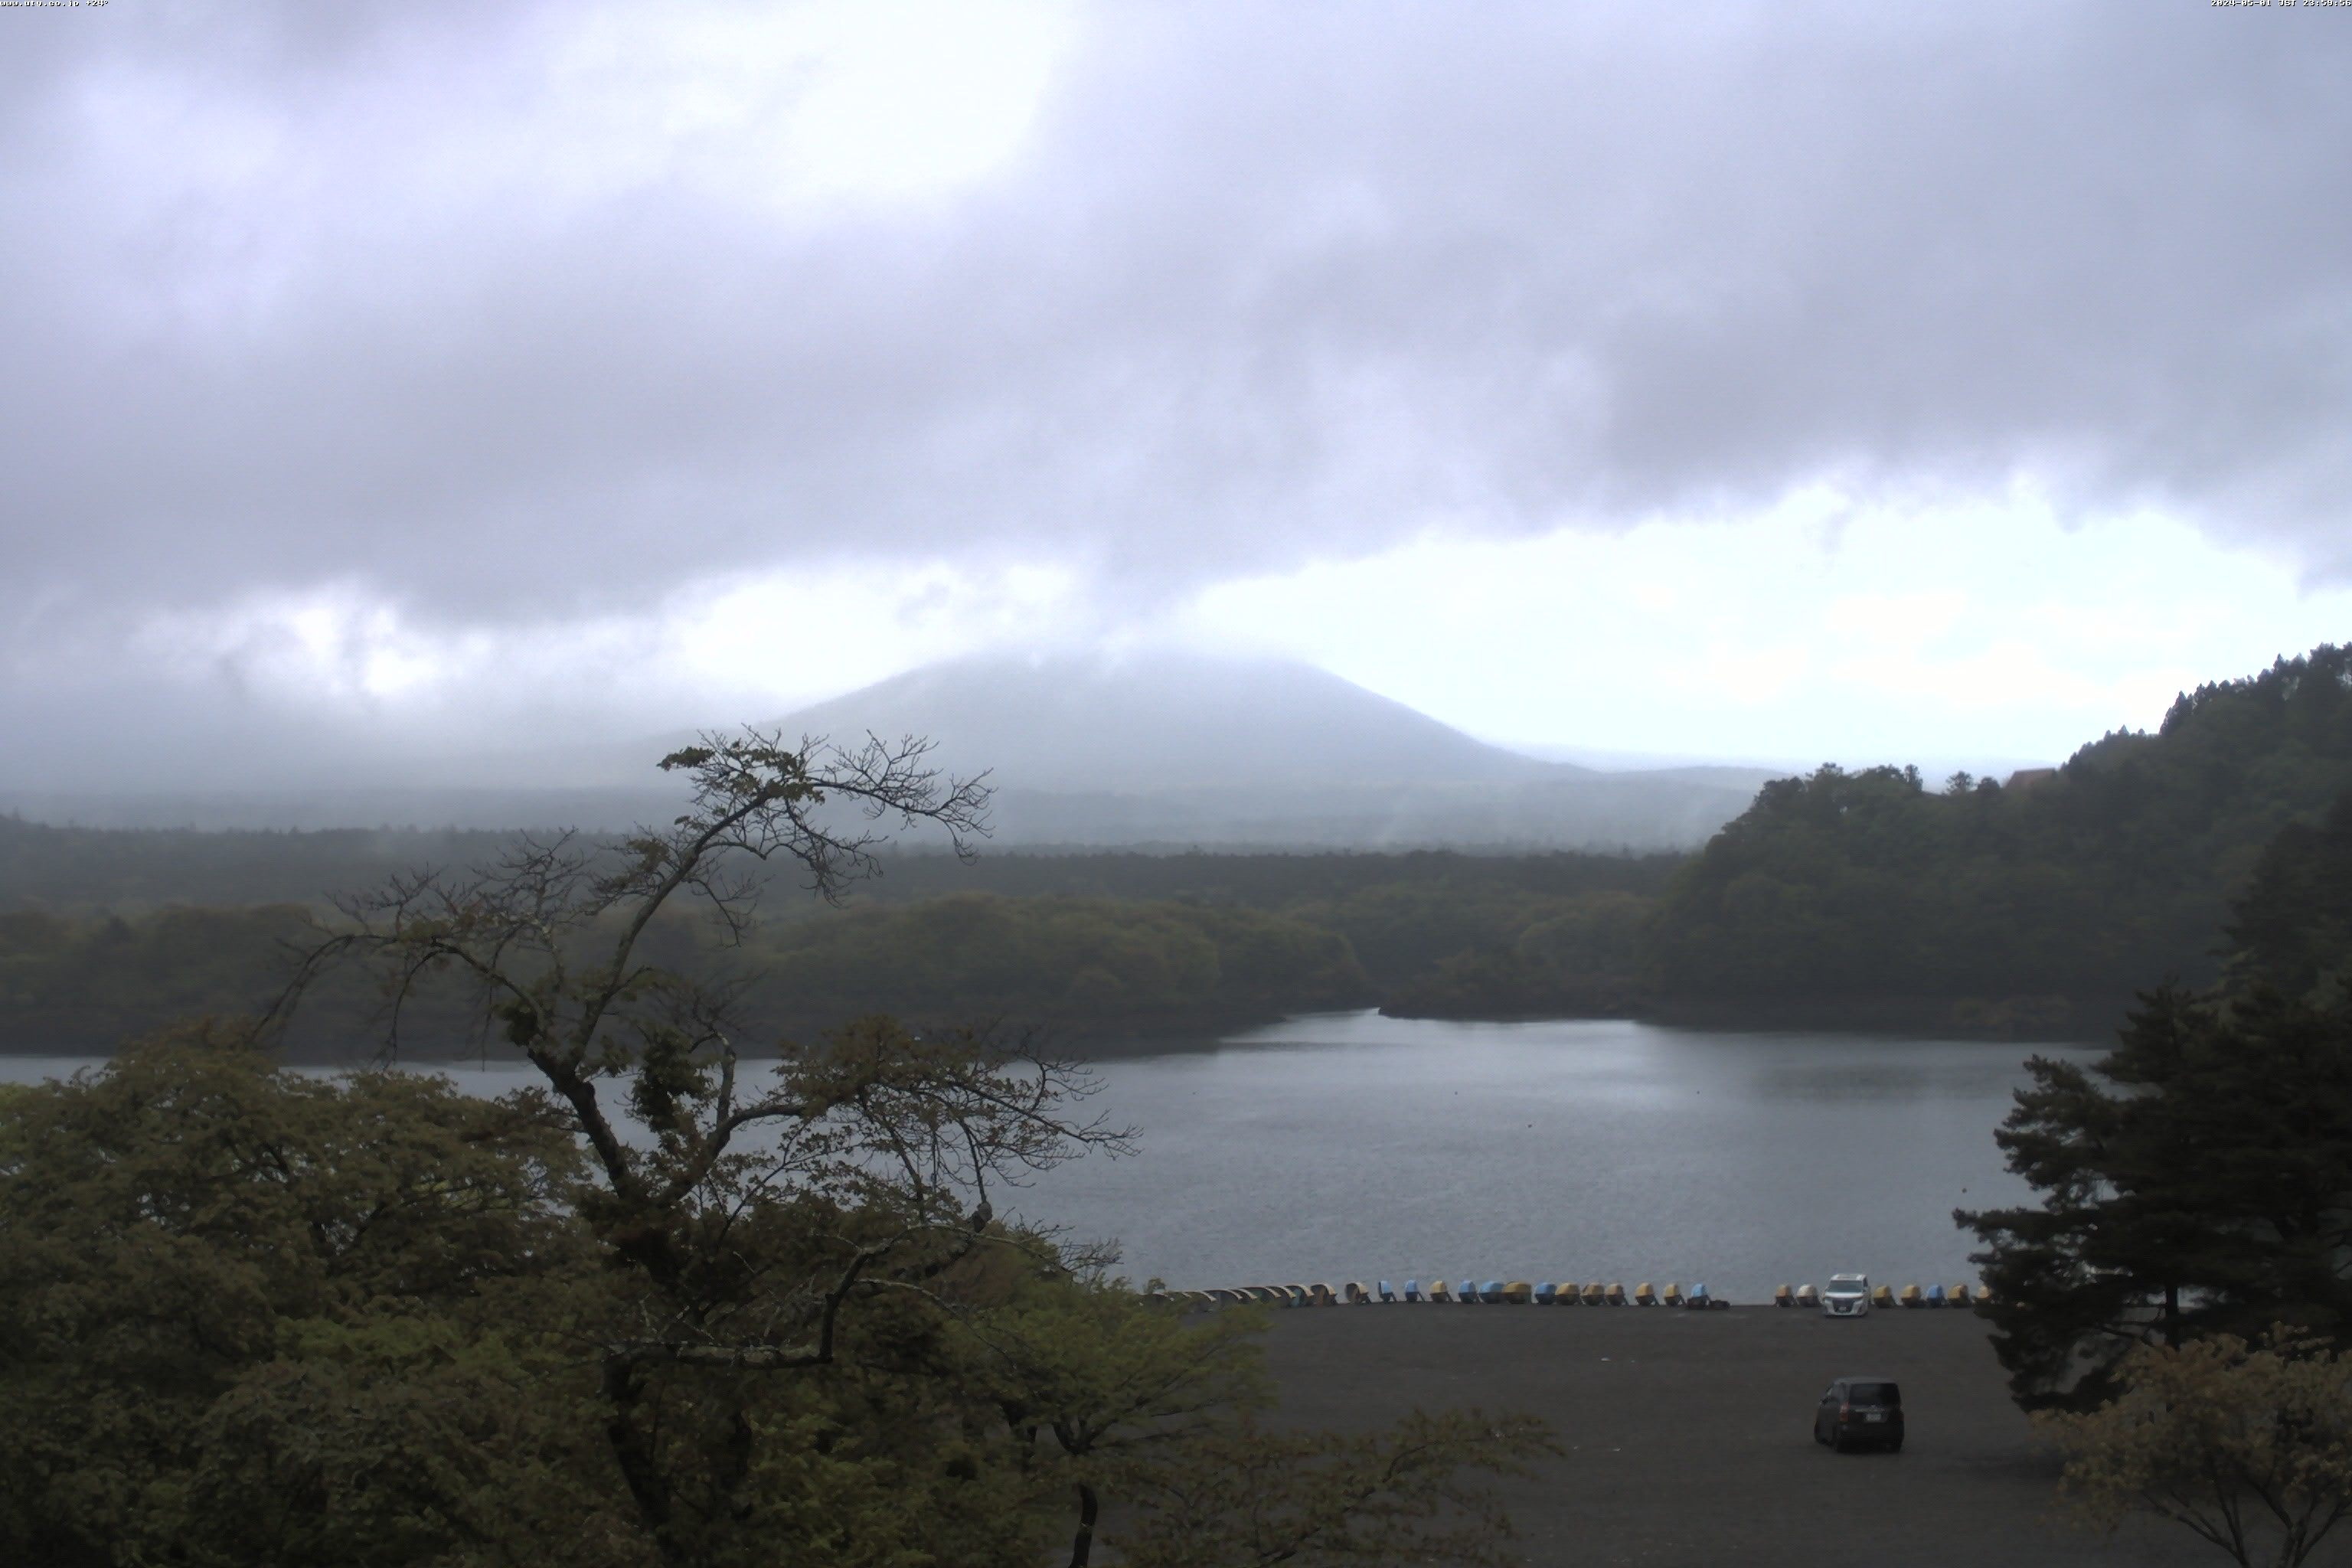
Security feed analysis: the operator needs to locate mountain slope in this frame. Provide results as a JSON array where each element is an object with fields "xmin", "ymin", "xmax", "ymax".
[
  {"xmin": 761, "ymin": 651, "xmax": 1771, "ymax": 851},
  {"xmin": 769, "ymin": 651, "xmax": 1566, "ymax": 792}
]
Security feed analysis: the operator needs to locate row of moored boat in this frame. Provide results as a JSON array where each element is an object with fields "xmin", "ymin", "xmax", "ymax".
[
  {"xmin": 1152, "ymin": 1280, "xmax": 1730, "ymax": 1307},
  {"xmin": 1774, "ymin": 1282, "xmax": 1984, "ymax": 1308}
]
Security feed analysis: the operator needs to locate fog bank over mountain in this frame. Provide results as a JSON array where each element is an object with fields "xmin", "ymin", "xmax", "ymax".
[
  {"xmin": 0, "ymin": 653, "xmax": 1779, "ymax": 848},
  {"xmin": 756, "ymin": 653, "xmax": 1777, "ymax": 851},
  {"xmin": 774, "ymin": 653, "xmax": 1551, "ymax": 792}
]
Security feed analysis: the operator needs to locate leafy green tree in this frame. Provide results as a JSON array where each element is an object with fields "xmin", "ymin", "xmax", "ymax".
[
  {"xmin": 1109, "ymin": 1408, "xmax": 1559, "ymax": 1568},
  {"xmin": 0, "ymin": 1023, "xmax": 631, "ymax": 1568},
  {"xmin": 0, "ymin": 1024, "xmax": 1096, "ymax": 1568},
  {"xmin": 2038, "ymin": 1331, "xmax": 2352, "ymax": 1568},
  {"xmin": 939, "ymin": 1266, "xmax": 1562, "ymax": 1568},
  {"xmin": 259, "ymin": 732, "xmax": 1131, "ymax": 1563},
  {"xmin": 953, "ymin": 1268, "xmax": 1272, "ymax": 1566}
]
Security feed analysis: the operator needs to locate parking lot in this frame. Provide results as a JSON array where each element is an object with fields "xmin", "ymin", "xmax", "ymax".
[{"xmin": 1263, "ymin": 1305, "xmax": 2213, "ymax": 1566}]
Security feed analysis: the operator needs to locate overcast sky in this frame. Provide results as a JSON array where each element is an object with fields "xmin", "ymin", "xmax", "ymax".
[{"xmin": 5, "ymin": 0, "xmax": 2350, "ymax": 790}]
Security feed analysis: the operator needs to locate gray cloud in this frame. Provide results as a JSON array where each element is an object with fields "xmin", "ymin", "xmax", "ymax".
[{"xmin": 4, "ymin": 0, "xmax": 2349, "ymax": 657}]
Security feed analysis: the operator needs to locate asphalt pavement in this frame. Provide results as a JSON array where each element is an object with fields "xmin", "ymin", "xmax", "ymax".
[{"xmin": 1261, "ymin": 1303, "xmax": 2214, "ymax": 1566}]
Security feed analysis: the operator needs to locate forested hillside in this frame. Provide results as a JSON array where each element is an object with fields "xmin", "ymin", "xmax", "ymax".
[
  {"xmin": 0, "ymin": 818, "xmax": 521, "ymax": 910},
  {"xmin": 0, "ymin": 906, "xmax": 321, "ymax": 1050},
  {"xmin": 844, "ymin": 849, "xmax": 1676, "ymax": 1000},
  {"xmin": 0, "ymin": 835, "xmax": 1676, "ymax": 1050},
  {"xmin": 740, "ymin": 894, "xmax": 1372, "ymax": 1037},
  {"xmin": 1644, "ymin": 645, "xmax": 2352, "ymax": 1032},
  {"xmin": 0, "ymin": 896, "xmax": 1375, "ymax": 1054},
  {"xmin": 2222, "ymin": 785, "xmax": 2352, "ymax": 1004},
  {"xmin": 0, "ymin": 820, "xmax": 1677, "ymax": 979}
]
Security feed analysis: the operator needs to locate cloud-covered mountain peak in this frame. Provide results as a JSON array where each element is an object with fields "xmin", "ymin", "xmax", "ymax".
[{"xmin": 771, "ymin": 651, "xmax": 1568, "ymax": 795}]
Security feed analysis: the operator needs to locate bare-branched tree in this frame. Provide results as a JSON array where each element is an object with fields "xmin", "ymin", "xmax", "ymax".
[{"xmin": 273, "ymin": 730, "xmax": 1136, "ymax": 1563}]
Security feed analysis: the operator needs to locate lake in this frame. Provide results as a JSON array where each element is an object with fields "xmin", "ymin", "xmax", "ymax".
[{"xmin": 0, "ymin": 1011, "xmax": 2096, "ymax": 1301}]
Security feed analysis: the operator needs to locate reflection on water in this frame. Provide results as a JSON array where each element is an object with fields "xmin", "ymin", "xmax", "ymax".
[{"xmin": 0, "ymin": 1011, "xmax": 2103, "ymax": 1300}]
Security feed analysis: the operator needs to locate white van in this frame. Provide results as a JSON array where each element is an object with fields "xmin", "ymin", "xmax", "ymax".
[{"xmin": 1822, "ymin": 1272, "xmax": 1870, "ymax": 1317}]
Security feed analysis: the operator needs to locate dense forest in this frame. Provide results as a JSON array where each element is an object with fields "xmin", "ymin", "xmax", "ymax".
[
  {"xmin": 0, "ymin": 818, "xmax": 521, "ymax": 912},
  {"xmin": 6, "ymin": 644, "xmax": 2351, "ymax": 1049},
  {"xmin": 1644, "ymin": 645, "xmax": 2352, "ymax": 1033},
  {"xmin": 0, "ymin": 832, "xmax": 1674, "ymax": 1051}
]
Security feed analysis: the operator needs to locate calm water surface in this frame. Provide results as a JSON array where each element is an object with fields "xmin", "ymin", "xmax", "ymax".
[
  {"xmin": 2, "ymin": 1011, "xmax": 2096, "ymax": 1300},
  {"xmin": 1018, "ymin": 1012, "xmax": 2091, "ymax": 1298}
]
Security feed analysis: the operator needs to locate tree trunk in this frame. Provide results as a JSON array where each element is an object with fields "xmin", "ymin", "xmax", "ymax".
[
  {"xmin": 1067, "ymin": 1481, "xmax": 1099, "ymax": 1568},
  {"xmin": 602, "ymin": 1354, "xmax": 688, "ymax": 1565}
]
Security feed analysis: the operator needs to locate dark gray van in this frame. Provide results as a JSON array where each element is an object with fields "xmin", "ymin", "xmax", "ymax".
[{"xmin": 1812, "ymin": 1377, "xmax": 1904, "ymax": 1452}]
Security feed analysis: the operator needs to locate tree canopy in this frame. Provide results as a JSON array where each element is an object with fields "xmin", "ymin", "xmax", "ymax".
[
  {"xmin": 2038, "ymin": 1331, "xmax": 2352, "ymax": 1568},
  {"xmin": 0, "ymin": 1024, "xmax": 626, "ymax": 1567},
  {"xmin": 1958, "ymin": 985, "xmax": 2352, "ymax": 1412}
]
